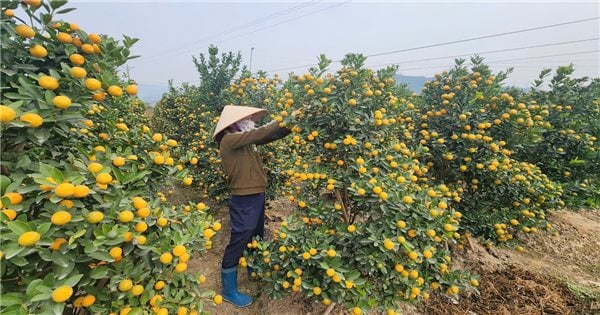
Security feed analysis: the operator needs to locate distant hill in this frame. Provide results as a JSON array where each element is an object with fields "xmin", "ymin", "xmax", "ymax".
[
  {"xmin": 137, "ymin": 84, "xmax": 169, "ymax": 105},
  {"xmin": 393, "ymin": 74, "xmax": 432, "ymax": 93}
]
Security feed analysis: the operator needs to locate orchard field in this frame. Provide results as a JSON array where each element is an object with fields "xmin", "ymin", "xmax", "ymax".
[{"xmin": 1, "ymin": 1, "xmax": 599, "ymax": 315}]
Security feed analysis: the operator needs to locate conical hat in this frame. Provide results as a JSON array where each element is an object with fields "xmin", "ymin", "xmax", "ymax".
[{"xmin": 212, "ymin": 105, "xmax": 267, "ymax": 140}]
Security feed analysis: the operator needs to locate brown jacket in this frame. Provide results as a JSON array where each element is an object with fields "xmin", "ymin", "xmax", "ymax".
[{"xmin": 219, "ymin": 121, "xmax": 290, "ymax": 195}]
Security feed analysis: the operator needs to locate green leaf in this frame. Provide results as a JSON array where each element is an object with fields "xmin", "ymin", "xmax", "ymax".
[
  {"xmin": 7, "ymin": 221, "xmax": 31, "ymax": 235},
  {"xmin": 0, "ymin": 293, "xmax": 23, "ymax": 306},
  {"xmin": 10, "ymin": 256, "xmax": 28, "ymax": 267},
  {"xmin": 37, "ymin": 222, "xmax": 51, "ymax": 235},
  {"xmin": 50, "ymin": 0, "xmax": 68, "ymax": 10},
  {"xmin": 52, "ymin": 302, "xmax": 64, "ymax": 315},
  {"xmin": 89, "ymin": 266, "xmax": 109, "ymax": 279},
  {"xmin": 4, "ymin": 244, "xmax": 25, "ymax": 260},
  {"xmin": 62, "ymin": 273, "xmax": 83, "ymax": 287},
  {"xmin": 128, "ymin": 307, "xmax": 143, "ymax": 315},
  {"xmin": 88, "ymin": 251, "xmax": 115, "ymax": 262},
  {"xmin": 56, "ymin": 262, "xmax": 75, "ymax": 280},
  {"xmin": 2, "ymin": 92, "xmax": 31, "ymax": 100},
  {"xmin": 69, "ymin": 229, "xmax": 86, "ymax": 245},
  {"xmin": 56, "ymin": 8, "xmax": 76, "ymax": 14},
  {"xmin": 31, "ymin": 292, "xmax": 52, "ymax": 302},
  {"xmin": 41, "ymin": 13, "xmax": 52, "ymax": 24}
]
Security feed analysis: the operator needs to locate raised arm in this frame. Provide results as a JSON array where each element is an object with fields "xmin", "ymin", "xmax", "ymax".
[{"xmin": 222, "ymin": 121, "xmax": 291, "ymax": 149}]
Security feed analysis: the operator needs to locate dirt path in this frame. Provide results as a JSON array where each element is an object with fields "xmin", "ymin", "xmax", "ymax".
[
  {"xmin": 187, "ymin": 197, "xmax": 327, "ymax": 315},
  {"xmin": 175, "ymin": 185, "xmax": 599, "ymax": 315}
]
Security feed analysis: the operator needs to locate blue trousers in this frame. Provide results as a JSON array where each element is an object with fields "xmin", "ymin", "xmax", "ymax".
[{"xmin": 221, "ymin": 192, "xmax": 265, "ymax": 269}]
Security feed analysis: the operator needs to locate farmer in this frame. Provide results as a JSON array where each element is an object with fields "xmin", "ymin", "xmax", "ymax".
[{"xmin": 212, "ymin": 105, "xmax": 291, "ymax": 307}]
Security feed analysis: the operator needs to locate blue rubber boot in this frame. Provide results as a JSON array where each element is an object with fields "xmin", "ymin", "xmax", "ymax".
[{"xmin": 221, "ymin": 266, "xmax": 253, "ymax": 308}]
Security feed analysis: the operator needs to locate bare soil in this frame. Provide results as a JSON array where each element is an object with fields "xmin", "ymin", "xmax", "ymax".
[{"xmin": 172, "ymin": 185, "xmax": 600, "ymax": 315}]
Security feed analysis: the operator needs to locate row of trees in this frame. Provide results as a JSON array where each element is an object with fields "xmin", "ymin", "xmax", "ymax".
[{"xmin": 150, "ymin": 46, "xmax": 598, "ymax": 313}]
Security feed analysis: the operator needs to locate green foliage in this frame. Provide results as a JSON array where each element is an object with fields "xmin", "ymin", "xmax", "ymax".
[
  {"xmin": 0, "ymin": 1, "xmax": 217, "ymax": 313},
  {"xmin": 193, "ymin": 45, "xmax": 243, "ymax": 113}
]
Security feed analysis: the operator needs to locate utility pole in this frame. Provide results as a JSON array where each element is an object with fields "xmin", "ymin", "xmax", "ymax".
[
  {"xmin": 249, "ymin": 47, "xmax": 254, "ymax": 73},
  {"xmin": 124, "ymin": 65, "xmax": 134, "ymax": 81}
]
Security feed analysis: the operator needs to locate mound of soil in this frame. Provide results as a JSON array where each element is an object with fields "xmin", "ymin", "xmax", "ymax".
[{"xmin": 419, "ymin": 266, "xmax": 592, "ymax": 315}]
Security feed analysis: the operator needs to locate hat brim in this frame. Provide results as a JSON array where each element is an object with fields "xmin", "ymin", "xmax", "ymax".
[{"xmin": 212, "ymin": 105, "xmax": 267, "ymax": 140}]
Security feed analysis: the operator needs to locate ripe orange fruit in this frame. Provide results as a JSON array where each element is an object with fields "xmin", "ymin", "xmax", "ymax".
[
  {"xmin": 134, "ymin": 221, "xmax": 147, "ymax": 233},
  {"xmin": 52, "ymin": 285, "xmax": 73, "ymax": 303},
  {"xmin": 51, "ymin": 211, "xmax": 72, "ymax": 226},
  {"xmin": 56, "ymin": 32, "xmax": 73, "ymax": 44},
  {"xmin": 212, "ymin": 222, "xmax": 222, "ymax": 231},
  {"xmin": 118, "ymin": 210, "xmax": 134, "ymax": 223},
  {"xmin": 70, "ymin": 67, "xmax": 87, "ymax": 79},
  {"xmin": 118, "ymin": 279, "xmax": 133, "ymax": 292},
  {"xmin": 159, "ymin": 252, "xmax": 173, "ymax": 264},
  {"xmin": 20, "ymin": 112, "xmax": 43, "ymax": 127},
  {"xmin": 156, "ymin": 217, "xmax": 168, "ymax": 227},
  {"xmin": 95, "ymin": 173, "xmax": 112, "ymax": 185},
  {"xmin": 29, "ymin": 45, "xmax": 47, "ymax": 58},
  {"xmin": 69, "ymin": 23, "xmax": 79, "ymax": 31},
  {"xmin": 91, "ymin": 92, "xmax": 105, "ymax": 101},
  {"xmin": 132, "ymin": 197, "xmax": 147, "ymax": 209},
  {"xmin": 347, "ymin": 224, "xmax": 356, "ymax": 233},
  {"xmin": 152, "ymin": 133, "xmax": 163, "ymax": 142},
  {"xmin": 85, "ymin": 78, "xmax": 101, "ymax": 90},
  {"xmin": 175, "ymin": 263, "xmax": 187, "ymax": 273},
  {"xmin": 73, "ymin": 185, "xmax": 90, "ymax": 198},
  {"xmin": 86, "ymin": 211, "xmax": 104, "ymax": 224},
  {"xmin": 383, "ymin": 238, "xmax": 395, "ymax": 250},
  {"xmin": 2, "ymin": 209, "xmax": 17, "ymax": 220},
  {"xmin": 4, "ymin": 192, "xmax": 23, "ymax": 205},
  {"xmin": 87, "ymin": 162, "xmax": 103, "ymax": 173},
  {"xmin": 0, "ymin": 105, "xmax": 16, "ymax": 122},
  {"xmin": 125, "ymin": 84, "xmax": 138, "ymax": 95},
  {"xmin": 81, "ymin": 43, "xmax": 94, "ymax": 54},
  {"xmin": 81, "ymin": 294, "xmax": 96, "ymax": 307},
  {"xmin": 182, "ymin": 177, "xmax": 192, "ymax": 186},
  {"xmin": 154, "ymin": 281, "xmax": 165, "ymax": 290},
  {"xmin": 167, "ymin": 139, "xmax": 178, "ymax": 147},
  {"xmin": 112, "ymin": 156, "xmax": 126, "ymax": 167},
  {"xmin": 107, "ymin": 85, "xmax": 122, "ymax": 97},
  {"xmin": 53, "ymin": 95, "xmax": 72, "ymax": 109},
  {"xmin": 23, "ymin": 0, "xmax": 42, "ymax": 7},
  {"xmin": 203, "ymin": 228, "xmax": 215, "ymax": 239},
  {"xmin": 213, "ymin": 295, "xmax": 223, "ymax": 305},
  {"xmin": 55, "ymin": 183, "xmax": 75, "ymax": 197},
  {"xmin": 38, "ymin": 76, "xmax": 59, "ymax": 90},
  {"xmin": 18, "ymin": 231, "xmax": 41, "ymax": 247},
  {"xmin": 88, "ymin": 33, "xmax": 101, "ymax": 44},
  {"xmin": 136, "ymin": 207, "xmax": 149, "ymax": 218},
  {"xmin": 109, "ymin": 247, "xmax": 123, "ymax": 259},
  {"xmin": 4, "ymin": 9, "xmax": 14, "ymax": 17},
  {"xmin": 131, "ymin": 284, "xmax": 144, "ymax": 296},
  {"xmin": 173, "ymin": 245, "xmax": 186, "ymax": 257},
  {"xmin": 50, "ymin": 237, "xmax": 67, "ymax": 251},
  {"xmin": 15, "ymin": 25, "xmax": 35, "ymax": 38},
  {"xmin": 69, "ymin": 53, "xmax": 85, "ymax": 65}
]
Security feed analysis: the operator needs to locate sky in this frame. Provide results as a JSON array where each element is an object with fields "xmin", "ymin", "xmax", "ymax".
[{"xmin": 54, "ymin": 1, "xmax": 599, "ymax": 95}]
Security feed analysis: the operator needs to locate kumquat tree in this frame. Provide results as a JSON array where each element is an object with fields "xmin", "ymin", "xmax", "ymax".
[{"xmin": 0, "ymin": 1, "xmax": 220, "ymax": 314}]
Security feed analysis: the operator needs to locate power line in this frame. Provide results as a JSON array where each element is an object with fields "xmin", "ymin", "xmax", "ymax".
[
  {"xmin": 142, "ymin": 1, "xmax": 350, "ymax": 63},
  {"xmin": 211, "ymin": 1, "xmax": 351, "ymax": 46},
  {"xmin": 156, "ymin": 49, "xmax": 598, "ymax": 87},
  {"xmin": 265, "ymin": 16, "xmax": 599, "ymax": 72},
  {"xmin": 366, "ymin": 37, "xmax": 599, "ymax": 68},
  {"xmin": 142, "ymin": 1, "xmax": 321, "ymax": 61},
  {"xmin": 393, "ymin": 50, "xmax": 600, "ymax": 72}
]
